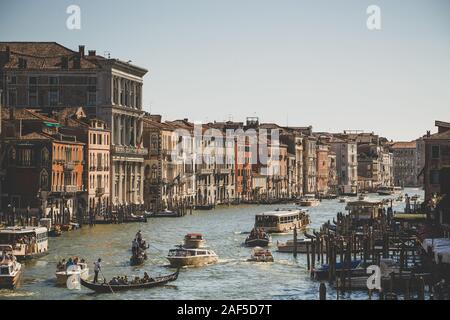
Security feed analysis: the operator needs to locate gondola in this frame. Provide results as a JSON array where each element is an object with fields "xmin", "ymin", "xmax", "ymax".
[
  {"xmin": 129, "ymin": 253, "xmax": 146, "ymax": 266},
  {"xmin": 80, "ymin": 269, "xmax": 179, "ymax": 293}
]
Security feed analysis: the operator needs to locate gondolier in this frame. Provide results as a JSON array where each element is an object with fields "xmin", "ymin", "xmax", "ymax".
[{"xmin": 93, "ymin": 258, "xmax": 102, "ymax": 283}]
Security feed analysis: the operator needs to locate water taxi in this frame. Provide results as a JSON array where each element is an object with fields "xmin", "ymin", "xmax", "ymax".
[
  {"xmin": 345, "ymin": 200, "xmax": 384, "ymax": 221},
  {"xmin": 244, "ymin": 228, "xmax": 271, "ymax": 247},
  {"xmin": 167, "ymin": 247, "xmax": 218, "ymax": 267},
  {"xmin": 297, "ymin": 194, "xmax": 320, "ymax": 207},
  {"xmin": 377, "ymin": 186, "xmax": 402, "ymax": 196},
  {"xmin": 276, "ymin": 238, "xmax": 312, "ymax": 253},
  {"xmin": 0, "ymin": 227, "xmax": 48, "ymax": 261},
  {"xmin": 183, "ymin": 234, "xmax": 206, "ymax": 249},
  {"xmin": 247, "ymin": 247, "xmax": 274, "ymax": 263},
  {"xmin": 254, "ymin": 209, "xmax": 310, "ymax": 233},
  {"xmin": 0, "ymin": 246, "xmax": 22, "ymax": 289},
  {"xmin": 55, "ymin": 262, "xmax": 89, "ymax": 286}
]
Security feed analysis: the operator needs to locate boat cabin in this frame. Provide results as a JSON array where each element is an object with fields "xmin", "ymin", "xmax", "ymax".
[
  {"xmin": 345, "ymin": 201, "xmax": 384, "ymax": 221},
  {"xmin": 255, "ymin": 209, "xmax": 309, "ymax": 233},
  {"xmin": 0, "ymin": 227, "xmax": 48, "ymax": 260}
]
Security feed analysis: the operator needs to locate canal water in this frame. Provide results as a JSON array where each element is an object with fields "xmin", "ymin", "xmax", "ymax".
[{"xmin": 0, "ymin": 188, "xmax": 423, "ymax": 300}]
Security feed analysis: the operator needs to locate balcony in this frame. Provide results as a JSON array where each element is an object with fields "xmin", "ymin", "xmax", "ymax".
[
  {"xmin": 218, "ymin": 168, "xmax": 232, "ymax": 175},
  {"xmin": 51, "ymin": 185, "xmax": 79, "ymax": 193},
  {"xmin": 112, "ymin": 145, "xmax": 148, "ymax": 157},
  {"xmin": 64, "ymin": 161, "xmax": 75, "ymax": 171},
  {"xmin": 65, "ymin": 185, "xmax": 78, "ymax": 193},
  {"xmin": 199, "ymin": 168, "xmax": 214, "ymax": 175},
  {"xmin": 96, "ymin": 187, "xmax": 105, "ymax": 195}
]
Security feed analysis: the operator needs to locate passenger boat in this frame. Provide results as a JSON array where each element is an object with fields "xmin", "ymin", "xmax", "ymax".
[
  {"xmin": 183, "ymin": 234, "xmax": 206, "ymax": 249},
  {"xmin": 254, "ymin": 209, "xmax": 310, "ymax": 233},
  {"xmin": 0, "ymin": 227, "xmax": 48, "ymax": 261},
  {"xmin": 247, "ymin": 247, "xmax": 274, "ymax": 263},
  {"xmin": 166, "ymin": 246, "xmax": 218, "ymax": 267},
  {"xmin": 345, "ymin": 200, "xmax": 384, "ymax": 221},
  {"xmin": 124, "ymin": 214, "xmax": 147, "ymax": 223},
  {"xmin": 276, "ymin": 238, "xmax": 312, "ymax": 253},
  {"xmin": 55, "ymin": 262, "xmax": 89, "ymax": 286},
  {"xmin": 0, "ymin": 246, "xmax": 22, "ymax": 289},
  {"xmin": 80, "ymin": 269, "xmax": 179, "ymax": 293},
  {"xmin": 297, "ymin": 194, "xmax": 320, "ymax": 207},
  {"xmin": 244, "ymin": 228, "xmax": 271, "ymax": 247}
]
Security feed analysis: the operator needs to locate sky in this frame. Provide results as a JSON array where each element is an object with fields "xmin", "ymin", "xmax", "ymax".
[{"xmin": 1, "ymin": 0, "xmax": 449, "ymax": 141}]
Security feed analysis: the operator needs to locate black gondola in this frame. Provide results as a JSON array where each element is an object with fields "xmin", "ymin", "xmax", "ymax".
[{"xmin": 80, "ymin": 270, "xmax": 179, "ymax": 293}]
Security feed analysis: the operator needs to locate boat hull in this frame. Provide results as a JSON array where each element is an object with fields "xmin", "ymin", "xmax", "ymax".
[
  {"xmin": 16, "ymin": 251, "xmax": 49, "ymax": 262},
  {"xmin": 167, "ymin": 255, "xmax": 218, "ymax": 268},
  {"xmin": 80, "ymin": 270, "xmax": 179, "ymax": 293},
  {"xmin": 245, "ymin": 238, "xmax": 270, "ymax": 247}
]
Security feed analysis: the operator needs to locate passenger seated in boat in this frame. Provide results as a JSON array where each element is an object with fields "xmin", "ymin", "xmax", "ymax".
[
  {"xmin": 143, "ymin": 272, "xmax": 150, "ymax": 282},
  {"xmin": 66, "ymin": 258, "xmax": 74, "ymax": 268},
  {"xmin": 109, "ymin": 277, "xmax": 119, "ymax": 285}
]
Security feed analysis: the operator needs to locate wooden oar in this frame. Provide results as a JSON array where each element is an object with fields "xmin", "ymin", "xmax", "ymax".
[{"xmin": 100, "ymin": 269, "xmax": 115, "ymax": 294}]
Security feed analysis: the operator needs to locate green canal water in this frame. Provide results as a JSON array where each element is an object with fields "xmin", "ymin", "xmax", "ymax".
[{"xmin": 0, "ymin": 188, "xmax": 423, "ymax": 300}]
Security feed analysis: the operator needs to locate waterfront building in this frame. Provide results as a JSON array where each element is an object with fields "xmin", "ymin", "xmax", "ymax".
[
  {"xmin": 423, "ymin": 121, "xmax": 450, "ymax": 224},
  {"xmin": 327, "ymin": 151, "xmax": 338, "ymax": 195},
  {"xmin": 56, "ymin": 107, "xmax": 111, "ymax": 221},
  {"xmin": 316, "ymin": 142, "xmax": 330, "ymax": 196},
  {"xmin": 415, "ymin": 136, "xmax": 426, "ymax": 187},
  {"xmin": 391, "ymin": 141, "xmax": 417, "ymax": 187},
  {"xmin": 1, "ymin": 108, "xmax": 85, "ymax": 224},
  {"xmin": 302, "ymin": 136, "xmax": 317, "ymax": 195},
  {"xmin": 330, "ymin": 136, "xmax": 358, "ymax": 195},
  {"xmin": 0, "ymin": 42, "xmax": 148, "ymax": 212}
]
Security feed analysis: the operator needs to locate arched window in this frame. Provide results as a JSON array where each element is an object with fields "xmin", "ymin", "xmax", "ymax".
[
  {"xmin": 41, "ymin": 147, "xmax": 49, "ymax": 166},
  {"xmin": 151, "ymin": 164, "xmax": 158, "ymax": 180},
  {"xmin": 40, "ymin": 169, "xmax": 49, "ymax": 190}
]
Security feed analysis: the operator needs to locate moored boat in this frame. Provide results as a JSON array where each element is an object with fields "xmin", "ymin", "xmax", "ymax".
[
  {"xmin": 244, "ymin": 228, "xmax": 271, "ymax": 247},
  {"xmin": 276, "ymin": 238, "xmax": 312, "ymax": 253},
  {"xmin": 55, "ymin": 262, "xmax": 89, "ymax": 286},
  {"xmin": 247, "ymin": 247, "xmax": 274, "ymax": 263},
  {"xmin": 145, "ymin": 210, "xmax": 180, "ymax": 218},
  {"xmin": 130, "ymin": 233, "xmax": 148, "ymax": 266},
  {"xmin": 167, "ymin": 246, "xmax": 218, "ymax": 267},
  {"xmin": 0, "ymin": 246, "xmax": 22, "ymax": 289},
  {"xmin": 195, "ymin": 204, "xmax": 215, "ymax": 210},
  {"xmin": 80, "ymin": 269, "xmax": 179, "ymax": 293},
  {"xmin": 0, "ymin": 226, "xmax": 48, "ymax": 261}
]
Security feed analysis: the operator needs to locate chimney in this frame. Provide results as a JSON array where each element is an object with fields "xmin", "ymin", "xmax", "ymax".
[
  {"xmin": 5, "ymin": 46, "xmax": 10, "ymax": 62},
  {"xmin": 88, "ymin": 50, "xmax": 96, "ymax": 57},
  {"xmin": 78, "ymin": 45, "xmax": 85, "ymax": 57},
  {"xmin": 61, "ymin": 56, "xmax": 69, "ymax": 69}
]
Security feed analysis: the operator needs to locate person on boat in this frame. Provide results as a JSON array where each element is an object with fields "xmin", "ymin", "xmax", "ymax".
[
  {"xmin": 132, "ymin": 239, "xmax": 138, "ymax": 256},
  {"xmin": 143, "ymin": 272, "xmax": 150, "ymax": 283},
  {"xmin": 93, "ymin": 258, "xmax": 102, "ymax": 283},
  {"xmin": 109, "ymin": 277, "xmax": 119, "ymax": 285},
  {"xmin": 66, "ymin": 258, "xmax": 74, "ymax": 268},
  {"xmin": 136, "ymin": 230, "xmax": 142, "ymax": 243}
]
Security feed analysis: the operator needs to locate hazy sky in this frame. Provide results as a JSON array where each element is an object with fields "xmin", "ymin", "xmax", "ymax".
[{"xmin": 1, "ymin": 0, "xmax": 449, "ymax": 140}]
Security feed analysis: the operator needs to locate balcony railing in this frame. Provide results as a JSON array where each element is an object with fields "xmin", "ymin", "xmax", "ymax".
[
  {"xmin": 199, "ymin": 168, "xmax": 214, "ymax": 175},
  {"xmin": 51, "ymin": 185, "xmax": 80, "ymax": 193},
  {"xmin": 96, "ymin": 187, "xmax": 105, "ymax": 195},
  {"xmin": 64, "ymin": 162, "xmax": 75, "ymax": 171},
  {"xmin": 112, "ymin": 145, "xmax": 148, "ymax": 156},
  {"xmin": 65, "ymin": 185, "xmax": 78, "ymax": 193}
]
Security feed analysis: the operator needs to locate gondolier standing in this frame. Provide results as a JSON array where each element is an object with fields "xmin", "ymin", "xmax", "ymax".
[{"xmin": 93, "ymin": 258, "xmax": 102, "ymax": 283}]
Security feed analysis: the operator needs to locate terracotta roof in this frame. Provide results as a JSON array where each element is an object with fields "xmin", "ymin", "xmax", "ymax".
[
  {"xmin": 1, "ymin": 108, "xmax": 58, "ymax": 123},
  {"xmin": 426, "ymin": 130, "xmax": 450, "ymax": 140},
  {"xmin": 0, "ymin": 42, "xmax": 100, "ymax": 70},
  {"xmin": 391, "ymin": 141, "xmax": 416, "ymax": 149}
]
